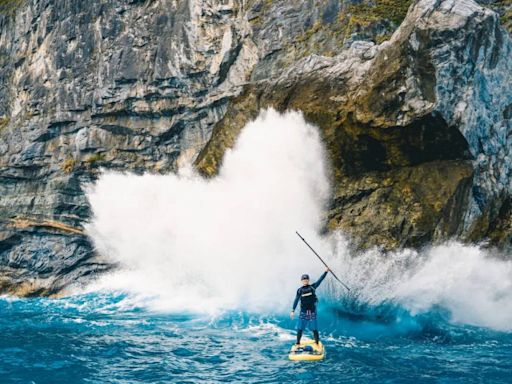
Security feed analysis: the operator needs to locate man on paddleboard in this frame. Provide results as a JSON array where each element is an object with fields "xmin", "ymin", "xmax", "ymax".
[{"xmin": 290, "ymin": 269, "xmax": 330, "ymax": 345}]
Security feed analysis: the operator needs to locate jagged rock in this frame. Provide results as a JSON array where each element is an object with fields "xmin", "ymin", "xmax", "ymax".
[
  {"xmin": 196, "ymin": 0, "xmax": 512, "ymax": 250},
  {"xmin": 0, "ymin": 0, "xmax": 260, "ymax": 295},
  {"xmin": 0, "ymin": 0, "xmax": 510, "ymax": 295}
]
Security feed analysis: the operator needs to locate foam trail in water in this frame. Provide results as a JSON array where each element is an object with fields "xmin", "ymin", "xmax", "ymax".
[{"xmin": 85, "ymin": 109, "xmax": 331, "ymax": 313}]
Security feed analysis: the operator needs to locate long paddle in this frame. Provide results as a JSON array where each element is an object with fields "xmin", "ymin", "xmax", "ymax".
[{"xmin": 295, "ymin": 231, "xmax": 350, "ymax": 292}]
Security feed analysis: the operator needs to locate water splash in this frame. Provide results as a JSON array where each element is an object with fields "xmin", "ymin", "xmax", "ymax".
[
  {"xmin": 326, "ymin": 236, "xmax": 512, "ymax": 332},
  {"xmin": 85, "ymin": 108, "xmax": 512, "ymax": 332},
  {"xmin": 85, "ymin": 109, "xmax": 331, "ymax": 313}
]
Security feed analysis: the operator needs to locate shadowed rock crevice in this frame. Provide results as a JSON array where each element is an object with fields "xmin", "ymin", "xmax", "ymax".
[{"xmin": 327, "ymin": 113, "xmax": 472, "ymax": 176}]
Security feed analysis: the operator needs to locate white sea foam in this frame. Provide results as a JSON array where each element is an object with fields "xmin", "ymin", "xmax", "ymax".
[
  {"xmin": 85, "ymin": 109, "xmax": 331, "ymax": 314},
  {"xmin": 85, "ymin": 108, "xmax": 512, "ymax": 331},
  {"xmin": 328, "ymin": 237, "xmax": 512, "ymax": 331}
]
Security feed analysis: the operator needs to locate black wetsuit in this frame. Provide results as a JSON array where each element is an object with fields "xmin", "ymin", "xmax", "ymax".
[{"xmin": 292, "ymin": 271, "xmax": 327, "ymax": 344}]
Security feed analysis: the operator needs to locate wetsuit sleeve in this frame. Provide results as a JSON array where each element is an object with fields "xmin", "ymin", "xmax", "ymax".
[
  {"xmin": 292, "ymin": 288, "xmax": 301, "ymax": 311},
  {"xmin": 312, "ymin": 271, "xmax": 328, "ymax": 289}
]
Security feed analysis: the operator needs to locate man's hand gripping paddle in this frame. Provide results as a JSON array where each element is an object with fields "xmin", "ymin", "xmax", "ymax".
[{"xmin": 295, "ymin": 231, "xmax": 350, "ymax": 292}]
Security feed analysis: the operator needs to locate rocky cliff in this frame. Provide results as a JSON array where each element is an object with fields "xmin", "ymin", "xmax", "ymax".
[
  {"xmin": 0, "ymin": 0, "xmax": 511, "ymax": 296},
  {"xmin": 197, "ymin": 0, "xmax": 512, "ymax": 250}
]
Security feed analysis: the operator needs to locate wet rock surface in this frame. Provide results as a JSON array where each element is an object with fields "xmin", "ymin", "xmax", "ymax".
[
  {"xmin": 196, "ymin": 0, "xmax": 512, "ymax": 250},
  {"xmin": 0, "ymin": 0, "xmax": 511, "ymax": 295}
]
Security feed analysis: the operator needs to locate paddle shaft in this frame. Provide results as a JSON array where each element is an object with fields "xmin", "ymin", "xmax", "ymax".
[{"xmin": 295, "ymin": 231, "xmax": 350, "ymax": 291}]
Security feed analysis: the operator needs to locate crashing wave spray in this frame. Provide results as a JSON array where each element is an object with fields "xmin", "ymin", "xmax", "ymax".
[
  {"xmin": 327, "ymin": 235, "xmax": 512, "ymax": 332},
  {"xmin": 85, "ymin": 109, "xmax": 331, "ymax": 313},
  {"xmin": 85, "ymin": 108, "xmax": 512, "ymax": 332}
]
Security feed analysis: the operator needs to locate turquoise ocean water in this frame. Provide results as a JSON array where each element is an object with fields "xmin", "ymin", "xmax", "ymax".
[{"xmin": 1, "ymin": 292, "xmax": 510, "ymax": 384}]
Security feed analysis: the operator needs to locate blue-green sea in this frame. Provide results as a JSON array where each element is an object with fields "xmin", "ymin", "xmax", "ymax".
[{"xmin": 1, "ymin": 292, "xmax": 510, "ymax": 384}]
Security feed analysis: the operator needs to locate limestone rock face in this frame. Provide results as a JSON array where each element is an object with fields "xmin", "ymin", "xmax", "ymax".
[
  {"xmin": 0, "ymin": 0, "xmax": 259, "ymax": 295},
  {"xmin": 196, "ymin": 0, "xmax": 512, "ymax": 250},
  {"xmin": 0, "ymin": 0, "xmax": 511, "ymax": 295}
]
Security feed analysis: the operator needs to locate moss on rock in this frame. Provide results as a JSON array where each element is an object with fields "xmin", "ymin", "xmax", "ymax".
[
  {"xmin": 0, "ymin": 116, "xmax": 9, "ymax": 131},
  {"xmin": 346, "ymin": 0, "xmax": 414, "ymax": 26},
  {"xmin": 85, "ymin": 153, "xmax": 106, "ymax": 168},
  {"xmin": 60, "ymin": 157, "xmax": 76, "ymax": 174},
  {"xmin": 0, "ymin": 0, "xmax": 24, "ymax": 15}
]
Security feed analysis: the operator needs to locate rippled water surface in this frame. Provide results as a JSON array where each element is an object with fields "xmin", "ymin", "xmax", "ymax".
[{"xmin": 1, "ymin": 293, "xmax": 510, "ymax": 384}]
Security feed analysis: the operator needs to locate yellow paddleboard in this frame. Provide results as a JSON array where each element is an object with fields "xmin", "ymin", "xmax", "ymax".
[{"xmin": 288, "ymin": 338, "xmax": 325, "ymax": 361}]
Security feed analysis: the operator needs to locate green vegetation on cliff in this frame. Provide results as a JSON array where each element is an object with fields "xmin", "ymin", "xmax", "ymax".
[
  {"xmin": 344, "ymin": 0, "xmax": 413, "ymax": 26},
  {"xmin": 339, "ymin": 0, "xmax": 413, "ymax": 42},
  {"xmin": 503, "ymin": 10, "xmax": 512, "ymax": 32},
  {"xmin": 368, "ymin": 0, "xmax": 414, "ymax": 24},
  {"xmin": 298, "ymin": 0, "xmax": 415, "ymax": 47},
  {"xmin": 60, "ymin": 157, "xmax": 76, "ymax": 174},
  {"xmin": 85, "ymin": 153, "xmax": 106, "ymax": 164},
  {"xmin": 0, "ymin": 117, "xmax": 9, "ymax": 131},
  {"xmin": 495, "ymin": 0, "xmax": 512, "ymax": 32},
  {"xmin": 247, "ymin": 0, "xmax": 416, "ymax": 81},
  {"xmin": 0, "ymin": 0, "xmax": 24, "ymax": 15}
]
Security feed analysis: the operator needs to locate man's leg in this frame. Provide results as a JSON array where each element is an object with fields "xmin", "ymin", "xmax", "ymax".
[
  {"xmin": 312, "ymin": 318, "xmax": 319, "ymax": 344},
  {"xmin": 296, "ymin": 329, "xmax": 303, "ymax": 345},
  {"xmin": 296, "ymin": 316, "xmax": 305, "ymax": 345},
  {"xmin": 313, "ymin": 330, "xmax": 319, "ymax": 344}
]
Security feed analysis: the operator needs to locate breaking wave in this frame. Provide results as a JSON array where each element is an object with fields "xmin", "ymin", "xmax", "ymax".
[{"xmin": 85, "ymin": 109, "xmax": 512, "ymax": 332}]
